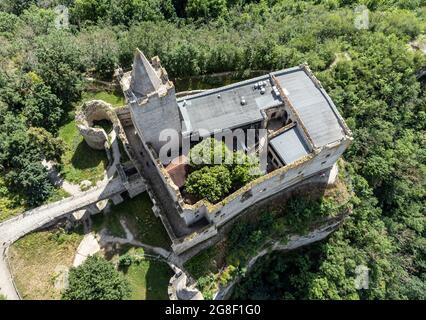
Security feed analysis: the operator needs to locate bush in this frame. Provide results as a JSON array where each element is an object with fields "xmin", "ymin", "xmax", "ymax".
[
  {"xmin": 186, "ymin": 140, "xmax": 261, "ymax": 202},
  {"xmin": 185, "ymin": 165, "xmax": 232, "ymax": 203},
  {"xmin": 62, "ymin": 255, "xmax": 130, "ymax": 300},
  {"xmin": 189, "ymin": 138, "xmax": 232, "ymax": 168},
  {"xmin": 219, "ymin": 265, "xmax": 237, "ymax": 286},
  {"xmin": 118, "ymin": 254, "xmax": 133, "ymax": 267},
  {"xmin": 186, "ymin": 0, "xmax": 228, "ymax": 20},
  {"xmin": 231, "ymin": 151, "xmax": 262, "ymax": 187}
]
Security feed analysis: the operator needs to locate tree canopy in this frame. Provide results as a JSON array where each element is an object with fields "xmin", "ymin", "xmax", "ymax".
[
  {"xmin": 186, "ymin": 138, "xmax": 261, "ymax": 202},
  {"xmin": 0, "ymin": 0, "xmax": 424, "ymax": 299},
  {"xmin": 62, "ymin": 255, "xmax": 130, "ymax": 300}
]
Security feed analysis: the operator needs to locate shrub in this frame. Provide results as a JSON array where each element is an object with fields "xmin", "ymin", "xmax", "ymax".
[
  {"xmin": 185, "ymin": 165, "xmax": 232, "ymax": 203},
  {"xmin": 62, "ymin": 255, "xmax": 130, "ymax": 300},
  {"xmin": 189, "ymin": 138, "xmax": 232, "ymax": 168},
  {"xmin": 118, "ymin": 254, "xmax": 133, "ymax": 267},
  {"xmin": 231, "ymin": 151, "xmax": 262, "ymax": 187}
]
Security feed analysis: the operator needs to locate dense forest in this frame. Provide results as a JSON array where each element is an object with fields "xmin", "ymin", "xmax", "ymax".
[{"xmin": 0, "ymin": 0, "xmax": 424, "ymax": 299}]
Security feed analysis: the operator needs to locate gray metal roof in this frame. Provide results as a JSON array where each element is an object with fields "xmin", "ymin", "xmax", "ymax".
[
  {"xmin": 177, "ymin": 74, "xmax": 280, "ymax": 137},
  {"xmin": 269, "ymin": 126, "xmax": 310, "ymax": 165},
  {"xmin": 272, "ymin": 69, "xmax": 345, "ymax": 147},
  {"xmin": 177, "ymin": 67, "xmax": 346, "ymax": 147}
]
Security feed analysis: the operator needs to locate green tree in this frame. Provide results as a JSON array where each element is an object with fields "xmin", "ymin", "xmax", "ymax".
[
  {"xmin": 185, "ymin": 165, "xmax": 232, "ymax": 203},
  {"xmin": 71, "ymin": 0, "xmax": 165, "ymax": 26},
  {"xmin": 231, "ymin": 151, "xmax": 261, "ymax": 187},
  {"xmin": 22, "ymin": 73, "xmax": 63, "ymax": 132},
  {"xmin": 62, "ymin": 255, "xmax": 130, "ymax": 300},
  {"xmin": 186, "ymin": 0, "xmax": 228, "ymax": 20},
  {"xmin": 0, "ymin": 12, "xmax": 19, "ymax": 35},
  {"xmin": 28, "ymin": 127, "xmax": 65, "ymax": 163},
  {"xmin": 70, "ymin": 0, "xmax": 109, "ymax": 25},
  {"xmin": 0, "ymin": 0, "xmax": 38, "ymax": 15},
  {"xmin": 6, "ymin": 158, "xmax": 53, "ymax": 206},
  {"xmin": 77, "ymin": 27, "xmax": 119, "ymax": 80},
  {"xmin": 20, "ymin": 5, "xmax": 56, "ymax": 36},
  {"xmin": 34, "ymin": 31, "xmax": 84, "ymax": 107},
  {"xmin": 189, "ymin": 138, "xmax": 232, "ymax": 168}
]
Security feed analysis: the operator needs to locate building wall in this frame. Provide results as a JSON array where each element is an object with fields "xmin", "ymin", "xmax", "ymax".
[
  {"xmin": 267, "ymin": 144, "xmax": 284, "ymax": 168},
  {"xmin": 171, "ymin": 225, "xmax": 218, "ymax": 255},
  {"xmin": 130, "ymin": 87, "xmax": 181, "ymax": 153},
  {"xmin": 142, "ymin": 125, "xmax": 349, "ymax": 254},
  {"xmin": 181, "ymin": 138, "xmax": 350, "ymax": 227}
]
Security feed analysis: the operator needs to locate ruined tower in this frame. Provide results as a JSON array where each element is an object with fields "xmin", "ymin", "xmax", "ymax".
[{"xmin": 120, "ymin": 49, "xmax": 181, "ymax": 154}]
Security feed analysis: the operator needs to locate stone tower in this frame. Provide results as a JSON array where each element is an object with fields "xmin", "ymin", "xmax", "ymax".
[{"xmin": 120, "ymin": 49, "xmax": 181, "ymax": 154}]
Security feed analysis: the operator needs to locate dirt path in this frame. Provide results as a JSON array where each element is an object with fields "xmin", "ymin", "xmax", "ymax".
[
  {"xmin": 73, "ymin": 233, "xmax": 101, "ymax": 267},
  {"xmin": 96, "ymin": 220, "xmax": 202, "ymax": 300}
]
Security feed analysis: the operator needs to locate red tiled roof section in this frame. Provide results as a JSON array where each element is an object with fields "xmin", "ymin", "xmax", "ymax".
[{"xmin": 165, "ymin": 155, "xmax": 189, "ymax": 188}]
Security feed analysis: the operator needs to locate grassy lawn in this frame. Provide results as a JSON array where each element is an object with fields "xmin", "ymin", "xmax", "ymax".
[
  {"xmin": 108, "ymin": 247, "xmax": 172, "ymax": 300},
  {"xmin": 91, "ymin": 206, "xmax": 126, "ymax": 238},
  {"xmin": 58, "ymin": 113, "xmax": 108, "ymax": 185},
  {"xmin": 8, "ymin": 228, "xmax": 84, "ymax": 300},
  {"xmin": 81, "ymin": 90, "xmax": 125, "ymax": 108},
  {"xmin": 47, "ymin": 187, "xmax": 71, "ymax": 203},
  {"xmin": 92, "ymin": 193, "xmax": 171, "ymax": 249},
  {"xmin": 124, "ymin": 259, "xmax": 172, "ymax": 300}
]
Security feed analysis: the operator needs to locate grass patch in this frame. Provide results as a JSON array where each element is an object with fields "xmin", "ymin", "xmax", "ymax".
[
  {"xmin": 185, "ymin": 246, "xmax": 220, "ymax": 279},
  {"xmin": 81, "ymin": 90, "xmax": 125, "ymax": 108},
  {"xmin": 58, "ymin": 113, "xmax": 108, "ymax": 184},
  {"xmin": 124, "ymin": 259, "xmax": 172, "ymax": 300},
  {"xmin": 9, "ymin": 228, "xmax": 84, "ymax": 300},
  {"xmin": 113, "ymin": 194, "xmax": 171, "ymax": 247},
  {"xmin": 105, "ymin": 247, "xmax": 172, "ymax": 300},
  {"xmin": 91, "ymin": 194, "xmax": 171, "ymax": 248},
  {"xmin": 91, "ymin": 208, "xmax": 126, "ymax": 238},
  {"xmin": 115, "ymin": 193, "xmax": 171, "ymax": 248},
  {"xmin": 46, "ymin": 188, "xmax": 71, "ymax": 203},
  {"xmin": 115, "ymin": 248, "xmax": 172, "ymax": 300}
]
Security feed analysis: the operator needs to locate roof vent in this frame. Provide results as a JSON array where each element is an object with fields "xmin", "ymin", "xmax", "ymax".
[
  {"xmin": 272, "ymin": 86, "xmax": 280, "ymax": 96},
  {"xmin": 240, "ymin": 97, "xmax": 246, "ymax": 105},
  {"xmin": 217, "ymin": 94, "xmax": 221, "ymax": 99},
  {"xmin": 260, "ymin": 87, "xmax": 266, "ymax": 95}
]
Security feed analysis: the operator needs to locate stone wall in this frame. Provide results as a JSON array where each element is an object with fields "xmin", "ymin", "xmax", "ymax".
[
  {"xmin": 141, "ymin": 131, "xmax": 350, "ymax": 255},
  {"xmin": 177, "ymin": 138, "xmax": 350, "ymax": 227},
  {"xmin": 171, "ymin": 225, "xmax": 218, "ymax": 255}
]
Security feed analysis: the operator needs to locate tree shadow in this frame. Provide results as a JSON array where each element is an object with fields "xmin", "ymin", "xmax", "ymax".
[{"xmin": 71, "ymin": 140, "xmax": 108, "ymax": 170}]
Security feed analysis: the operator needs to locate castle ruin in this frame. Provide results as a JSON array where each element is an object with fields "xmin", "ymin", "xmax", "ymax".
[{"xmin": 112, "ymin": 49, "xmax": 353, "ymax": 255}]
